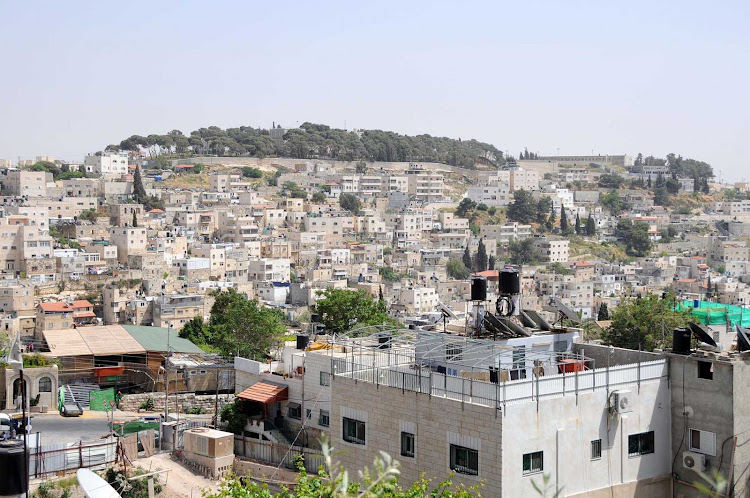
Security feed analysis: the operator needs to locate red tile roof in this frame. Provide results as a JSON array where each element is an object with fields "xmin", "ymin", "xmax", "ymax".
[
  {"xmin": 237, "ymin": 382, "xmax": 288, "ymax": 404},
  {"xmin": 39, "ymin": 300, "xmax": 93, "ymax": 313},
  {"xmin": 475, "ymin": 270, "xmax": 499, "ymax": 278}
]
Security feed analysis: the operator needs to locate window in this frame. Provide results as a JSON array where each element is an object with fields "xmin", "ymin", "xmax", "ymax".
[
  {"xmin": 591, "ymin": 439, "xmax": 602, "ymax": 460},
  {"xmin": 450, "ymin": 445, "xmax": 478, "ymax": 475},
  {"xmin": 698, "ymin": 361, "xmax": 713, "ymax": 380},
  {"xmin": 343, "ymin": 417, "xmax": 366, "ymax": 445},
  {"xmin": 689, "ymin": 429, "xmax": 717, "ymax": 456},
  {"xmin": 288, "ymin": 404, "xmax": 301, "ymax": 420},
  {"xmin": 522, "ymin": 451, "xmax": 543, "ymax": 475},
  {"xmin": 512, "ymin": 346, "xmax": 527, "ymax": 379},
  {"xmin": 401, "ymin": 432, "xmax": 415, "ymax": 458},
  {"xmin": 319, "ymin": 410, "xmax": 330, "ymax": 427},
  {"xmin": 628, "ymin": 431, "xmax": 655, "ymax": 457},
  {"xmin": 38, "ymin": 377, "xmax": 52, "ymax": 392},
  {"xmin": 445, "ymin": 343, "xmax": 463, "ymax": 361},
  {"xmin": 320, "ymin": 371, "xmax": 331, "ymax": 386}
]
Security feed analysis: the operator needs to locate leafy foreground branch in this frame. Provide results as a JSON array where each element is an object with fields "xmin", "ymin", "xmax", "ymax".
[{"xmin": 205, "ymin": 438, "xmax": 482, "ymax": 497}]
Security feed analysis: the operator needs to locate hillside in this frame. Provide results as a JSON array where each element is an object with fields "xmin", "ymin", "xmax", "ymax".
[{"xmin": 114, "ymin": 122, "xmax": 505, "ymax": 169}]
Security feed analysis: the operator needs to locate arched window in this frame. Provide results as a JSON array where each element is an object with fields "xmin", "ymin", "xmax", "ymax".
[{"xmin": 39, "ymin": 377, "xmax": 52, "ymax": 393}]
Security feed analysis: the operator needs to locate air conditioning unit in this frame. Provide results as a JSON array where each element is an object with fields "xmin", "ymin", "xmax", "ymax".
[
  {"xmin": 683, "ymin": 451, "xmax": 708, "ymax": 471},
  {"xmin": 612, "ymin": 390, "xmax": 634, "ymax": 414}
]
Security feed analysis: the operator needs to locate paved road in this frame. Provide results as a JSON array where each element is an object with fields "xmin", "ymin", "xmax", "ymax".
[
  {"xmin": 29, "ymin": 411, "xmax": 116, "ymax": 445},
  {"xmin": 28, "ymin": 410, "xmax": 213, "ymax": 446}
]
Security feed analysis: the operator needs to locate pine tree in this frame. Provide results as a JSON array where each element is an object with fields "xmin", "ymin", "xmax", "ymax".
[
  {"xmin": 647, "ymin": 175, "xmax": 652, "ymax": 188},
  {"xmin": 474, "ymin": 238, "xmax": 488, "ymax": 272},
  {"xmin": 693, "ymin": 176, "xmax": 700, "ymax": 192},
  {"xmin": 574, "ymin": 213, "xmax": 581, "ymax": 235},
  {"xmin": 132, "ymin": 211, "xmax": 138, "ymax": 228},
  {"xmin": 133, "ymin": 165, "xmax": 147, "ymax": 203},
  {"xmin": 462, "ymin": 246, "xmax": 472, "ymax": 271},
  {"xmin": 586, "ymin": 214, "xmax": 596, "ymax": 236}
]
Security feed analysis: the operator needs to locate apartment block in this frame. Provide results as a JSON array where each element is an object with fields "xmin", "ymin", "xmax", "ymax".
[
  {"xmin": 2, "ymin": 170, "xmax": 49, "ymax": 197},
  {"xmin": 531, "ymin": 237, "xmax": 570, "ymax": 263},
  {"xmin": 84, "ymin": 152, "xmax": 129, "ymax": 176}
]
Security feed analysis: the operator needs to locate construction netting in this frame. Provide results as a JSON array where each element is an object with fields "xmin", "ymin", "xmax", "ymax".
[
  {"xmin": 677, "ymin": 300, "xmax": 750, "ymax": 328},
  {"xmin": 89, "ymin": 388, "xmax": 116, "ymax": 411}
]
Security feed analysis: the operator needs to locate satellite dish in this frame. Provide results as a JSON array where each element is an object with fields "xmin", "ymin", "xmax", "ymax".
[
  {"xmin": 736, "ymin": 324, "xmax": 750, "ymax": 353},
  {"xmin": 553, "ymin": 298, "xmax": 580, "ymax": 324},
  {"xmin": 437, "ymin": 301, "xmax": 458, "ymax": 320},
  {"xmin": 688, "ymin": 322, "xmax": 717, "ymax": 348},
  {"xmin": 76, "ymin": 468, "xmax": 120, "ymax": 498}
]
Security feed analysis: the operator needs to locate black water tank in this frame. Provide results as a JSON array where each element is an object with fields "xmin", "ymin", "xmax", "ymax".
[
  {"xmin": 408, "ymin": 324, "xmax": 417, "ymax": 330},
  {"xmin": 310, "ymin": 313, "xmax": 320, "ymax": 323},
  {"xmin": 499, "ymin": 269, "xmax": 521, "ymax": 295},
  {"xmin": 296, "ymin": 334, "xmax": 309, "ymax": 350},
  {"xmin": 489, "ymin": 367, "xmax": 499, "ymax": 384},
  {"xmin": 471, "ymin": 276, "xmax": 487, "ymax": 301},
  {"xmin": 672, "ymin": 327, "xmax": 692, "ymax": 354},
  {"xmin": 0, "ymin": 440, "xmax": 28, "ymax": 496}
]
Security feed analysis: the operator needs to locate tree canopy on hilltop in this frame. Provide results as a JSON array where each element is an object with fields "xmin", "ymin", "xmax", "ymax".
[{"xmin": 116, "ymin": 123, "xmax": 504, "ymax": 169}]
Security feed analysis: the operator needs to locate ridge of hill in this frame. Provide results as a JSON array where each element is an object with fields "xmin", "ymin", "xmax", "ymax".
[{"xmin": 113, "ymin": 122, "xmax": 505, "ymax": 170}]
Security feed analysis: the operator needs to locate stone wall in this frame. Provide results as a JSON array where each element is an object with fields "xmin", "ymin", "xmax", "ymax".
[
  {"xmin": 174, "ymin": 156, "xmax": 486, "ymax": 179},
  {"xmin": 118, "ymin": 392, "xmax": 234, "ymax": 414}
]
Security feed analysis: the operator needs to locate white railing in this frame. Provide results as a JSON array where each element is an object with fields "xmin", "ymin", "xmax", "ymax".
[{"xmin": 334, "ymin": 359, "xmax": 668, "ymax": 410}]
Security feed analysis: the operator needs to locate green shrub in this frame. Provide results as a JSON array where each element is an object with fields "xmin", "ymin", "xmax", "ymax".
[
  {"xmin": 35, "ymin": 481, "xmax": 54, "ymax": 498},
  {"xmin": 139, "ymin": 397, "xmax": 155, "ymax": 411}
]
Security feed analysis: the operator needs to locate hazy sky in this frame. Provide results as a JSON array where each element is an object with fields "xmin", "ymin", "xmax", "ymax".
[{"xmin": 1, "ymin": 1, "xmax": 748, "ymax": 180}]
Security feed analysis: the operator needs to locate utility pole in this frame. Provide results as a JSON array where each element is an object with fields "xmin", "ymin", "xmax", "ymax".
[
  {"xmin": 164, "ymin": 324, "xmax": 172, "ymax": 425},
  {"xmin": 213, "ymin": 368, "xmax": 220, "ymax": 428}
]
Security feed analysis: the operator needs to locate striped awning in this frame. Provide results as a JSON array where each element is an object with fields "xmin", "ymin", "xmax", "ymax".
[{"xmin": 237, "ymin": 382, "xmax": 288, "ymax": 404}]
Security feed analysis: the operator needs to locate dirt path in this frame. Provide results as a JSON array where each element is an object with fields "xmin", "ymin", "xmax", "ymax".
[{"xmin": 133, "ymin": 453, "xmax": 220, "ymax": 498}]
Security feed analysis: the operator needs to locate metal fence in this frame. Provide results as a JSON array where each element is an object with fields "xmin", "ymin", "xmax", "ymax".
[
  {"xmin": 233, "ymin": 436, "xmax": 325, "ymax": 473},
  {"xmin": 29, "ymin": 438, "xmax": 117, "ymax": 478},
  {"xmin": 334, "ymin": 358, "xmax": 668, "ymax": 410}
]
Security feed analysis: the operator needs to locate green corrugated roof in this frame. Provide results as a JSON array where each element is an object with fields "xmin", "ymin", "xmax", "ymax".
[{"xmin": 122, "ymin": 325, "xmax": 204, "ymax": 353}]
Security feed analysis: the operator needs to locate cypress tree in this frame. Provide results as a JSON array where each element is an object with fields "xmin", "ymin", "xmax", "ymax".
[
  {"xmin": 574, "ymin": 213, "xmax": 581, "ymax": 235},
  {"xmin": 597, "ymin": 303, "xmax": 610, "ymax": 320},
  {"xmin": 132, "ymin": 211, "xmax": 138, "ymax": 228},
  {"xmin": 546, "ymin": 206, "xmax": 556, "ymax": 232},
  {"xmin": 133, "ymin": 165, "xmax": 147, "ymax": 203},
  {"xmin": 560, "ymin": 208, "xmax": 569, "ymax": 234},
  {"xmin": 586, "ymin": 214, "xmax": 596, "ymax": 236},
  {"xmin": 475, "ymin": 238, "xmax": 488, "ymax": 272},
  {"xmin": 462, "ymin": 246, "xmax": 473, "ymax": 271}
]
